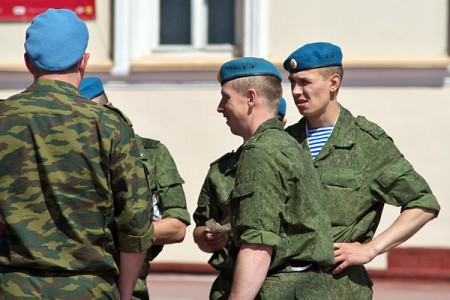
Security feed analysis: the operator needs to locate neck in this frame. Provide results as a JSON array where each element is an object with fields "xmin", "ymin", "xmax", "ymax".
[
  {"xmin": 36, "ymin": 73, "xmax": 81, "ymax": 87},
  {"xmin": 307, "ymin": 103, "xmax": 340, "ymax": 128},
  {"xmin": 243, "ymin": 112, "xmax": 274, "ymax": 141}
]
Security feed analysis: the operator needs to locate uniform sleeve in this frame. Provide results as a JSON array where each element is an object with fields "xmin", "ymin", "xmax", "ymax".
[
  {"xmin": 371, "ymin": 155, "xmax": 441, "ymax": 214},
  {"xmin": 193, "ymin": 175, "xmax": 213, "ymax": 227},
  {"xmin": 193, "ymin": 163, "xmax": 233, "ymax": 228},
  {"xmin": 153, "ymin": 143, "xmax": 191, "ymax": 225},
  {"xmin": 231, "ymin": 147, "xmax": 281, "ymax": 248},
  {"xmin": 110, "ymin": 123, "xmax": 154, "ymax": 252}
]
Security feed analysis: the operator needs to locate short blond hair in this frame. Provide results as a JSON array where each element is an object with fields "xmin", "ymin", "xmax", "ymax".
[{"xmin": 230, "ymin": 75, "xmax": 282, "ymax": 114}]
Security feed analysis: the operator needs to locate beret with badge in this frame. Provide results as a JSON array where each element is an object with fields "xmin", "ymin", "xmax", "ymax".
[
  {"xmin": 218, "ymin": 57, "xmax": 282, "ymax": 86},
  {"xmin": 25, "ymin": 8, "xmax": 89, "ymax": 71},
  {"xmin": 79, "ymin": 77, "xmax": 105, "ymax": 99},
  {"xmin": 283, "ymin": 42, "xmax": 342, "ymax": 73}
]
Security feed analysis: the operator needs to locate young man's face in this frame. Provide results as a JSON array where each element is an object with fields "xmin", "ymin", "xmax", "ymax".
[
  {"xmin": 217, "ymin": 81, "xmax": 249, "ymax": 138},
  {"xmin": 288, "ymin": 68, "xmax": 333, "ymax": 121}
]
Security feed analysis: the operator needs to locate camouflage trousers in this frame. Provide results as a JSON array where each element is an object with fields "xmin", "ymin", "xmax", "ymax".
[
  {"xmin": 257, "ymin": 266, "xmax": 332, "ymax": 300},
  {"xmin": 324, "ymin": 265, "xmax": 373, "ymax": 300},
  {"xmin": 131, "ymin": 277, "xmax": 150, "ymax": 300},
  {"xmin": 0, "ymin": 269, "xmax": 118, "ymax": 299},
  {"xmin": 209, "ymin": 267, "xmax": 233, "ymax": 300}
]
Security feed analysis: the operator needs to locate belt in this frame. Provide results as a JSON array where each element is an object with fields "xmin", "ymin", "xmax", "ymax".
[{"xmin": 267, "ymin": 261, "xmax": 316, "ymax": 276}]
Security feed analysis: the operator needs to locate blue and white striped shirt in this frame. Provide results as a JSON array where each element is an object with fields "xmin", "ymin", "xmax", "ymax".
[{"xmin": 307, "ymin": 125, "xmax": 334, "ymax": 159}]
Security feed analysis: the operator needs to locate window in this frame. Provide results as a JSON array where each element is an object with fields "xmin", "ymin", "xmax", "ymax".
[
  {"xmin": 158, "ymin": 0, "xmax": 235, "ymax": 51},
  {"xmin": 113, "ymin": 0, "xmax": 267, "ymax": 74}
]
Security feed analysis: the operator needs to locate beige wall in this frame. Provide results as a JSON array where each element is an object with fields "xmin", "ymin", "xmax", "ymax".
[
  {"xmin": 0, "ymin": 1, "xmax": 111, "ymax": 70},
  {"xmin": 268, "ymin": 0, "xmax": 449, "ymax": 65}
]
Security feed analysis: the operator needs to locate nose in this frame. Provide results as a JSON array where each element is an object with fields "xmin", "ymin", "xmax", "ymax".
[
  {"xmin": 291, "ymin": 83, "xmax": 303, "ymax": 97},
  {"xmin": 217, "ymin": 99, "xmax": 225, "ymax": 113}
]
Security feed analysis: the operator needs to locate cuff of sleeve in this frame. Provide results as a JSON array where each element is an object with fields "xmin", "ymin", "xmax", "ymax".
[
  {"xmin": 239, "ymin": 229, "xmax": 280, "ymax": 248},
  {"xmin": 402, "ymin": 195, "xmax": 441, "ymax": 216},
  {"xmin": 117, "ymin": 223, "xmax": 155, "ymax": 253},
  {"xmin": 162, "ymin": 207, "xmax": 191, "ymax": 225}
]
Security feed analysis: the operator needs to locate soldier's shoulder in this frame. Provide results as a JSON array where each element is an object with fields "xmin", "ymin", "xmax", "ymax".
[
  {"xmin": 137, "ymin": 136, "xmax": 161, "ymax": 149},
  {"xmin": 210, "ymin": 149, "xmax": 240, "ymax": 167},
  {"xmin": 355, "ymin": 115, "xmax": 385, "ymax": 139},
  {"xmin": 104, "ymin": 105, "xmax": 133, "ymax": 126}
]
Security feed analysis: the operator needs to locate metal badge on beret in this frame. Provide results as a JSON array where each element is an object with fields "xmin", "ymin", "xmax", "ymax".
[
  {"xmin": 217, "ymin": 72, "xmax": 221, "ymax": 82},
  {"xmin": 290, "ymin": 59, "xmax": 297, "ymax": 70}
]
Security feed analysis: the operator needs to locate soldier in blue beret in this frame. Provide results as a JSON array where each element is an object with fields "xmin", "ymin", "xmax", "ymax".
[
  {"xmin": 193, "ymin": 95, "xmax": 289, "ymax": 300},
  {"xmin": 80, "ymin": 76, "xmax": 191, "ymax": 300},
  {"xmin": 211, "ymin": 57, "xmax": 334, "ymax": 299},
  {"xmin": 0, "ymin": 9, "xmax": 154, "ymax": 299},
  {"xmin": 283, "ymin": 42, "xmax": 440, "ymax": 300}
]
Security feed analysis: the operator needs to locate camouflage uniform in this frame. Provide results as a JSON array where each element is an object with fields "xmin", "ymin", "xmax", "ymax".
[
  {"xmin": 285, "ymin": 105, "xmax": 441, "ymax": 300},
  {"xmin": 193, "ymin": 147, "xmax": 241, "ymax": 300},
  {"xmin": 0, "ymin": 79, "xmax": 154, "ymax": 300},
  {"xmin": 231, "ymin": 118, "xmax": 334, "ymax": 299},
  {"xmin": 132, "ymin": 135, "xmax": 191, "ymax": 300}
]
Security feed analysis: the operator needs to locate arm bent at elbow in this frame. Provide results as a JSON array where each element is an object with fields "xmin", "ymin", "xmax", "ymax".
[{"xmin": 333, "ymin": 207, "xmax": 437, "ymax": 274}]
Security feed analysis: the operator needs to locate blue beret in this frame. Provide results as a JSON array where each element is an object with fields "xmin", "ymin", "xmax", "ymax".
[
  {"xmin": 79, "ymin": 77, "xmax": 104, "ymax": 99},
  {"xmin": 25, "ymin": 9, "xmax": 89, "ymax": 71},
  {"xmin": 283, "ymin": 42, "xmax": 342, "ymax": 73},
  {"xmin": 277, "ymin": 97, "xmax": 287, "ymax": 117},
  {"xmin": 218, "ymin": 57, "xmax": 282, "ymax": 85}
]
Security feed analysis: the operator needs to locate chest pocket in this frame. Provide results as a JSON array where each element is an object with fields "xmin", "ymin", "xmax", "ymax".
[
  {"xmin": 230, "ymin": 174, "xmax": 255, "ymax": 227},
  {"xmin": 231, "ymin": 180, "xmax": 254, "ymax": 200},
  {"xmin": 320, "ymin": 167, "xmax": 362, "ymax": 189},
  {"xmin": 320, "ymin": 168, "xmax": 364, "ymax": 225}
]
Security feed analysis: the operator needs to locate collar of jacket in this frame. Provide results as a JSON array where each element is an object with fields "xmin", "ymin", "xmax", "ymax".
[
  {"xmin": 26, "ymin": 79, "xmax": 81, "ymax": 97},
  {"xmin": 294, "ymin": 104, "xmax": 356, "ymax": 159},
  {"xmin": 247, "ymin": 117, "xmax": 284, "ymax": 142}
]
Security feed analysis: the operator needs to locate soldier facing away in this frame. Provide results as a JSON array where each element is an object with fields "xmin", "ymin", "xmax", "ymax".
[
  {"xmin": 79, "ymin": 76, "xmax": 191, "ymax": 300},
  {"xmin": 0, "ymin": 9, "xmax": 154, "ymax": 299}
]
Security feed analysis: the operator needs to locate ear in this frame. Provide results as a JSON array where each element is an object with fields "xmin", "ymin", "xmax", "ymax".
[
  {"xmin": 329, "ymin": 73, "xmax": 341, "ymax": 92},
  {"xmin": 24, "ymin": 53, "xmax": 35, "ymax": 74},
  {"xmin": 247, "ymin": 89, "xmax": 257, "ymax": 108},
  {"xmin": 78, "ymin": 53, "xmax": 90, "ymax": 77}
]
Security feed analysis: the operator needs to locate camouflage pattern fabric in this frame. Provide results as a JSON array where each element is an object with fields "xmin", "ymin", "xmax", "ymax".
[
  {"xmin": 258, "ymin": 268, "xmax": 332, "ymax": 300},
  {"xmin": 193, "ymin": 147, "xmax": 241, "ymax": 299},
  {"xmin": 0, "ymin": 79, "xmax": 154, "ymax": 298},
  {"xmin": 230, "ymin": 118, "xmax": 334, "ymax": 298},
  {"xmin": 285, "ymin": 105, "xmax": 441, "ymax": 300},
  {"xmin": 133, "ymin": 135, "xmax": 191, "ymax": 299}
]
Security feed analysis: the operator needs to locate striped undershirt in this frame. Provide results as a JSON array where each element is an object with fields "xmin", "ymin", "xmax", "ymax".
[{"xmin": 307, "ymin": 125, "xmax": 334, "ymax": 159}]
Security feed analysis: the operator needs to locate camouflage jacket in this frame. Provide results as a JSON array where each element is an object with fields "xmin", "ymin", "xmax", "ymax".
[
  {"xmin": 0, "ymin": 79, "xmax": 154, "ymax": 274},
  {"xmin": 230, "ymin": 118, "xmax": 334, "ymax": 269},
  {"xmin": 285, "ymin": 105, "xmax": 441, "ymax": 243},
  {"xmin": 193, "ymin": 147, "xmax": 241, "ymax": 270},
  {"xmin": 135, "ymin": 135, "xmax": 190, "ymax": 261}
]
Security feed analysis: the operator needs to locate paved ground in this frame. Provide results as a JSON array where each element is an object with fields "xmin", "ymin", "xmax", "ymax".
[{"xmin": 146, "ymin": 273, "xmax": 450, "ymax": 300}]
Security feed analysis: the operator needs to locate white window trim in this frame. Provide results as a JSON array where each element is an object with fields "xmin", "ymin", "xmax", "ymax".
[
  {"xmin": 243, "ymin": 0, "xmax": 268, "ymax": 58},
  {"xmin": 112, "ymin": 0, "xmax": 268, "ymax": 74}
]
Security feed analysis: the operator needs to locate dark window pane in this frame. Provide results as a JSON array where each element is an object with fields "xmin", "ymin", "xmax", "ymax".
[
  {"xmin": 208, "ymin": 0, "xmax": 234, "ymax": 44},
  {"xmin": 160, "ymin": 0, "xmax": 191, "ymax": 45}
]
